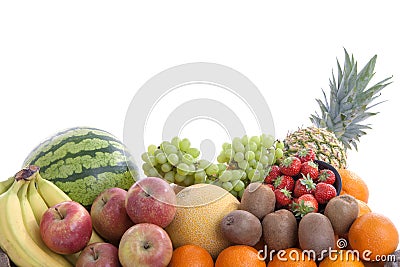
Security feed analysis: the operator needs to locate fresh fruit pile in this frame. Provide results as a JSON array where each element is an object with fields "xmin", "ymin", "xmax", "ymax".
[{"xmin": 1, "ymin": 49, "xmax": 399, "ymax": 266}]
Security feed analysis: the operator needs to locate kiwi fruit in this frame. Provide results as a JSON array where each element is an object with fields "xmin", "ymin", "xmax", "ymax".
[
  {"xmin": 220, "ymin": 210, "xmax": 262, "ymax": 246},
  {"xmin": 384, "ymin": 250, "xmax": 400, "ymax": 267},
  {"xmin": 298, "ymin": 213, "xmax": 335, "ymax": 259},
  {"xmin": 239, "ymin": 182, "xmax": 275, "ymax": 219},
  {"xmin": 262, "ymin": 209, "xmax": 298, "ymax": 251},
  {"xmin": 324, "ymin": 195, "xmax": 359, "ymax": 235}
]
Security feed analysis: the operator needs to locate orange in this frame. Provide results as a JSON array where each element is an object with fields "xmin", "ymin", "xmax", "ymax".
[
  {"xmin": 356, "ymin": 199, "xmax": 371, "ymax": 217},
  {"xmin": 168, "ymin": 244, "xmax": 214, "ymax": 267},
  {"xmin": 215, "ymin": 245, "xmax": 266, "ymax": 267},
  {"xmin": 267, "ymin": 248, "xmax": 317, "ymax": 267},
  {"xmin": 338, "ymin": 169, "xmax": 369, "ymax": 203},
  {"xmin": 348, "ymin": 213, "xmax": 399, "ymax": 261},
  {"xmin": 319, "ymin": 250, "xmax": 364, "ymax": 266}
]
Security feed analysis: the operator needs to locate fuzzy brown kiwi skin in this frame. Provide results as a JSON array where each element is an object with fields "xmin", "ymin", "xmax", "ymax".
[
  {"xmin": 324, "ymin": 195, "xmax": 359, "ymax": 236},
  {"xmin": 384, "ymin": 250, "xmax": 400, "ymax": 267},
  {"xmin": 298, "ymin": 213, "xmax": 335, "ymax": 260},
  {"xmin": 220, "ymin": 210, "xmax": 262, "ymax": 246},
  {"xmin": 262, "ymin": 209, "xmax": 298, "ymax": 251},
  {"xmin": 239, "ymin": 182, "xmax": 276, "ymax": 219}
]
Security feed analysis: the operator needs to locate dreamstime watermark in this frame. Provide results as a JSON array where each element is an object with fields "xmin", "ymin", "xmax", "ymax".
[
  {"xmin": 258, "ymin": 238, "xmax": 397, "ymax": 263},
  {"xmin": 123, "ymin": 62, "xmax": 275, "ymax": 206}
]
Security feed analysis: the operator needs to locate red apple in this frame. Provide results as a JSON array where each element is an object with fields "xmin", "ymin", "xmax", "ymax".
[
  {"xmin": 125, "ymin": 177, "xmax": 177, "ymax": 228},
  {"xmin": 40, "ymin": 201, "xmax": 92, "ymax": 254},
  {"xmin": 90, "ymin": 188, "xmax": 134, "ymax": 245},
  {"xmin": 118, "ymin": 223, "xmax": 172, "ymax": 267},
  {"xmin": 76, "ymin": 242, "xmax": 120, "ymax": 267}
]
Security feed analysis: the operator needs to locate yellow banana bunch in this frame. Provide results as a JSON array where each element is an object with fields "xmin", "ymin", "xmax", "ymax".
[{"xmin": 0, "ymin": 166, "xmax": 104, "ymax": 266}]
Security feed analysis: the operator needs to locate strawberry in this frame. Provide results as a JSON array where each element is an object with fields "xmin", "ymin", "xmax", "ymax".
[
  {"xmin": 273, "ymin": 175, "xmax": 295, "ymax": 191},
  {"xmin": 280, "ymin": 156, "xmax": 301, "ymax": 176},
  {"xmin": 291, "ymin": 194, "xmax": 318, "ymax": 218},
  {"xmin": 274, "ymin": 188, "xmax": 292, "ymax": 208},
  {"xmin": 293, "ymin": 174, "xmax": 316, "ymax": 198},
  {"xmin": 317, "ymin": 169, "xmax": 336, "ymax": 185},
  {"xmin": 264, "ymin": 165, "xmax": 281, "ymax": 184},
  {"xmin": 314, "ymin": 182, "xmax": 337, "ymax": 204},
  {"xmin": 300, "ymin": 161, "xmax": 319, "ymax": 180},
  {"xmin": 296, "ymin": 148, "xmax": 316, "ymax": 163},
  {"xmin": 265, "ymin": 184, "xmax": 275, "ymax": 191}
]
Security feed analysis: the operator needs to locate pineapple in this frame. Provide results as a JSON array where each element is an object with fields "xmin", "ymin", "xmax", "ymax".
[{"xmin": 284, "ymin": 49, "xmax": 392, "ymax": 169}]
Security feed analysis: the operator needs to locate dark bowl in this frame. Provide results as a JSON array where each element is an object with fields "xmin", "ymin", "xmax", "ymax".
[{"xmin": 314, "ymin": 159, "xmax": 342, "ymax": 196}]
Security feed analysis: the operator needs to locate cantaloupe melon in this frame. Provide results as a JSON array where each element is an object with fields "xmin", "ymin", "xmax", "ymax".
[{"xmin": 165, "ymin": 183, "xmax": 239, "ymax": 259}]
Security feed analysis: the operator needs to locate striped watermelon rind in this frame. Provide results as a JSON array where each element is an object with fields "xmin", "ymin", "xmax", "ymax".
[{"xmin": 23, "ymin": 127, "xmax": 139, "ymax": 206}]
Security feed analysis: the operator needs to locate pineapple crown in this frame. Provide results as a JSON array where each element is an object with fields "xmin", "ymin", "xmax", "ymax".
[{"xmin": 310, "ymin": 48, "xmax": 393, "ymax": 150}]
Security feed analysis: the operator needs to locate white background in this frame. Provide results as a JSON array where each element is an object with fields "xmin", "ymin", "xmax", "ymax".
[{"xmin": 1, "ymin": 1, "xmax": 399, "ymax": 247}]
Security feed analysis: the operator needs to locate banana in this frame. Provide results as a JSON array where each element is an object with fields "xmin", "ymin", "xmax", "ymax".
[
  {"xmin": 36, "ymin": 173, "xmax": 72, "ymax": 206},
  {"xmin": 0, "ymin": 176, "xmax": 14, "ymax": 195},
  {"xmin": 0, "ymin": 177, "xmax": 67, "ymax": 267},
  {"xmin": 27, "ymin": 178, "xmax": 50, "ymax": 225},
  {"xmin": 19, "ymin": 181, "xmax": 72, "ymax": 267}
]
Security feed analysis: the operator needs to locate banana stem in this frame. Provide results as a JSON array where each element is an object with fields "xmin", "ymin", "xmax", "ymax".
[{"xmin": 14, "ymin": 165, "xmax": 40, "ymax": 182}]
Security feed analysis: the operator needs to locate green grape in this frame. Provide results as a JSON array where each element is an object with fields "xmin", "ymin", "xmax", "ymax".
[
  {"xmin": 148, "ymin": 156, "xmax": 156, "ymax": 166},
  {"xmin": 161, "ymin": 163, "xmax": 172, "ymax": 172},
  {"xmin": 194, "ymin": 170, "xmax": 206, "ymax": 183},
  {"xmin": 188, "ymin": 164, "xmax": 196, "ymax": 174},
  {"xmin": 247, "ymin": 142, "xmax": 257, "ymax": 152},
  {"xmin": 255, "ymin": 162, "xmax": 263, "ymax": 170},
  {"xmin": 268, "ymin": 153, "xmax": 276, "ymax": 165},
  {"xmin": 219, "ymin": 171, "xmax": 232, "ymax": 182},
  {"xmin": 250, "ymin": 136, "xmax": 260, "ymax": 147},
  {"xmin": 240, "ymin": 171, "xmax": 247, "ymax": 180},
  {"xmin": 245, "ymin": 151, "xmax": 255, "ymax": 161},
  {"xmin": 232, "ymin": 138, "xmax": 245, "ymax": 153},
  {"xmin": 275, "ymin": 147, "xmax": 284, "ymax": 159},
  {"xmin": 249, "ymin": 159, "xmax": 257, "ymax": 168},
  {"xmin": 217, "ymin": 153, "xmax": 227, "ymax": 163},
  {"xmin": 234, "ymin": 152, "xmax": 244, "ymax": 162},
  {"xmin": 156, "ymin": 153, "xmax": 167, "ymax": 164},
  {"xmin": 164, "ymin": 145, "xmax": 178, "ymax": 155},
  {"xmin": 241, "ymin": 135, "xmax": 249, "ymax": 146},
  {"xmin": 182, "ymin": 154, "xmax": 194, "ymax": 165},
  {"xmin": 183, "ymin": 175, "xmax": 195, "ymax": 186},
  {"xmin": 260, "ymin": 155, "xmax": 269, "ymax": 165},
  {"xmin": 147, "ymin": 144, "xmax": 157, "ymax": 155},
  {"xmin": 160, "ymin": 141, "xmax": 171, "ymax": 150},
  {"xmin": 238, "ymin": 188, "xmax": 244, "ymax": 199},
  {"xmin": 167, "ymin": 153, "xmax": 179, "ymax": 166},
  {"xmin": 275, "ymin": 140, "xmax": 285, "ymax": 149},
  {"xmin": 217, "ymin": 163, "xmax": 227, "ymax": 174},
  {"xmin": 154, "ymin": 149, "xmax": 163, "ymax": 156},
  {"xmin": 222, "ymin": 142, "xmax": 231, "ymax": 150},
  {"xmin": 177, "ymin": 162, "xmax": 189, "ymax": 176},
  {"xmin": 231, "ymin": 170, "xmax": 242, "ymax": 181},
  {"xmin": 198, "ymin": 159, "xmax": 211, "ymax": 170},
  {"xmin": 188, "ymin": 147, "xmax": 200, "ymax": 158},
  {"xmin": 222, "ymin": 181, "xmax": 233, "ymax": 191},
  {"xmin": 261, "ymin": 134, "xmax": 274, "ymax": 148},
  {"xmin": 174, "ymin": 173, "xmax": 186, "ymax": 183},
  {"xmin": 205, "ymin": 164, "xmax": 219, "ymax": 176},
  {"xmin": 148, "ymin": 167, "xmax": 159, "ymax": 177},
  {"xmin": 142, "ymin": 162, "xmax": 152, "ymax": 172},
  {"xmin": 255, "ymin": 150, "xmax": 261, "ymax": 161},
  {"xmin": 224, "ymin": 148, "xmax": 233, "ymax": 159},
  {"xmin": 171, "ymin": 136, "xmax": 181, "ymax": 147},
  {"xmin": 164, "ymin": 171, "xmax": 175, "ymax": 183},
  {"xmin": 141, "ymin": 152, "xmax": 150, "ymax": 163},
  {"xmin": 179, "ymin": 138, "xmax": 191, "ymax": 152},
  {"xmin": 233, "ymin": 180, "xmax": 245, "ymax": 191},
  {"xmin": 238, "ymin": 160, "xmax": 249, "ymax": 170}
]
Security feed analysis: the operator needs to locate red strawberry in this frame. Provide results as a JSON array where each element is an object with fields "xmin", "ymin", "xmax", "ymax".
[
  {"xmin": 314, "ymin": 183, "xmax": 337, "ymax": 204},
  {"xmin": 273, "ymin": 175, "xmax": 295, "ymax": 191},
  {"xmin": 265, "ymin": 184, "xmax": 275, "ymax": 191},
  {"xmin": 291, "ymin": 194, "xmax": 318, "ymax": 218},
  {"xmin": 280, "ymin": 156, "xmax": 301, "ymax": 176},
  {"xmin": 274, "ymin": 188, "xmax": 292, "ymax": 207},
  {"xmin": 296, "ymin": 148, "xmax": 316, "ymax": 163},
  {"xmin": 293, "ymin": 174, "xmax": 316, "ymax": 198},
  {"xmin": 318, "ymin": 169, "xmax": 336, "ymax": 185},
  {"xmin": 300, "ymin": 161, "xmax": 319, "ymax": 180},
  {"xmin": 264, "ymin": 165, "xmax": 281, "ymax": 184}
]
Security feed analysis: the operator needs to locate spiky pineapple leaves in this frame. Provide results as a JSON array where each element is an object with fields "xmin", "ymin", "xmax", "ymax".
[{"xmin": 310, "ymin": 48, "xmax": 393, "ymax": 151}]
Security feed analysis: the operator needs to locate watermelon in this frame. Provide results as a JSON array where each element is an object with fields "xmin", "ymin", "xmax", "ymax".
[{"xmin": 23, "ymin": 127, "xmax": 139, "ymax": 206}]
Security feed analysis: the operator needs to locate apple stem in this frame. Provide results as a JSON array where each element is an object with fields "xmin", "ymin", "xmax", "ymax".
[
  {"xmin": 90, "ymin": 247, "xmax": 98, "ymax": 260},
  {"xmin": 55, "ymin": 207, "xmax": 64, "ymax": 219},
  {"xmin": 143, "ymin": 241, "xmax": 151, "ymax": 250}
]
